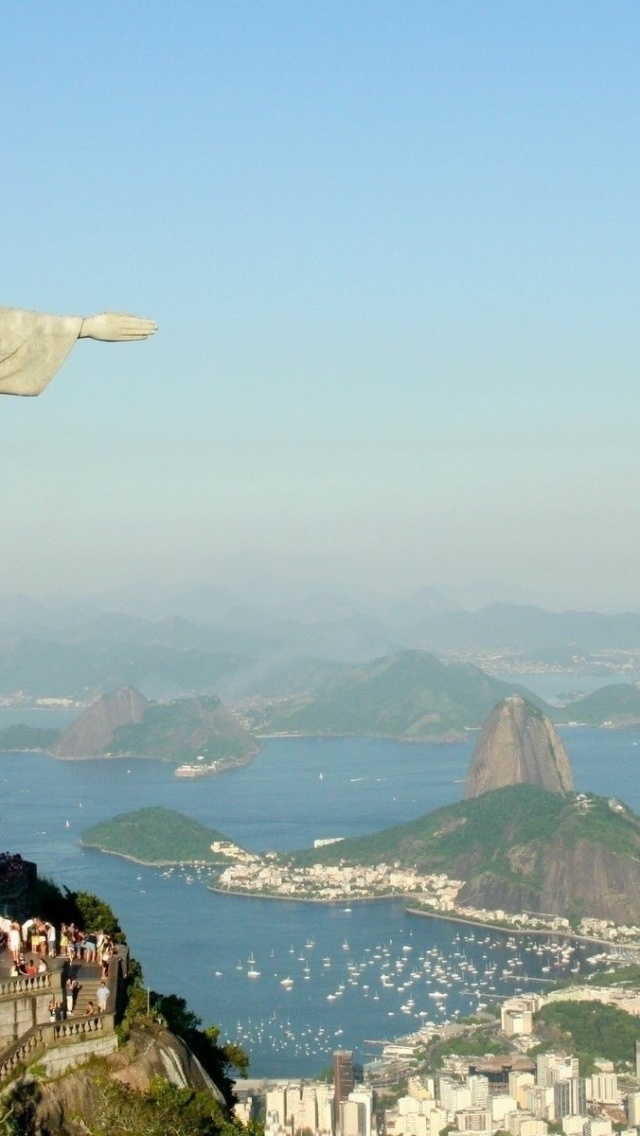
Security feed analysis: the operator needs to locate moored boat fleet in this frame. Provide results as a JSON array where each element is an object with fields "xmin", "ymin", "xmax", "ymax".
[{"xmin": 221, "ymin": 927, "xmax": 629, "ymax": 1070}]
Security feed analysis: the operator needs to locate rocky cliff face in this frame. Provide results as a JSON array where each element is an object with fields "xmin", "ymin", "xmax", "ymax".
[
  {"xmin": 26, "ymin": 1022, "xmax": 226, "ymax": 1135},
  {"xmin": 53, "ymin": 687, "xmax": 148, "ymax": 757},
  {"xmin": 465, "ymin": 695, "xmax": 573, "ymax": 799},
  {"xmin": 457, "ymin": 827, "xmax": 640, "ymax": 924}
]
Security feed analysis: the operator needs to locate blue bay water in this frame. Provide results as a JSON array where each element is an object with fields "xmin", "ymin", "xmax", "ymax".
[{"xmin": 1, "ymin": 723, "xmax": 639, "ymax": 1077}]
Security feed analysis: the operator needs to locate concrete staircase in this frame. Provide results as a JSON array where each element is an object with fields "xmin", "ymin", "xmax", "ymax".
[{"xmin": 65, "ymin": 962, "xmax": 103, "ymax": 1017}]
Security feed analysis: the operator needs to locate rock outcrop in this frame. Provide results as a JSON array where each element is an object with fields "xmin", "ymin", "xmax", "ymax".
[
  {"xmin": 52, "ymin": 687, "xmax": 258, "ymax": 763},
  {"xmin": 25, "ymin": 1022, "xmax": 226, "ymax": 1135},
  {"xmin": 53, "ymin": 687, "xmax": 148, "ymax": 757},
  {"xmin": 465, "ymin": 695, "xmax": 573, "ymax": 799}
]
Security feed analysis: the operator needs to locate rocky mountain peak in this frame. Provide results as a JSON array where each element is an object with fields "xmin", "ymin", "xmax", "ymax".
[
  {"xmin": 464, "ymin": 695, "xmax": 573, "ymax": 799},
  {"xmin": 53, "ymin": 686, "xmax": 148, "ymax": 758}
]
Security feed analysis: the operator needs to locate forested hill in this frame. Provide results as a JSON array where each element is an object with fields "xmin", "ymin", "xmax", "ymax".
[
  {"xmin": 290, "ymin": 783, "xmax": 640, "ymax": 925},
  {"xmin": 81, "ymin": 806, "xmax": 236, "ymax": 864},
  {"xmin": 252, "ymin": 649, "xmax": 551, "ymax": 741},
  {"xmin": 554, "ymin": 682, "xmax": 640, "ymax": 726}
]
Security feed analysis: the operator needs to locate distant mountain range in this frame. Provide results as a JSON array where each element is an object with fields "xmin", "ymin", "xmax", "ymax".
[
  {"xmin": 3, "ymin": 649, "xmax": 640, "ymax": 758},
  {"xmin": 1, "ymin": 589, "xmax": 640, "ymax": 701}
]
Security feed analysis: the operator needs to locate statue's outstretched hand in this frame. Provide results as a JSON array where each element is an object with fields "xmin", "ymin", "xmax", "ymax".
[{"xmin": 79, "ymin": 313, "xmax": 158, "ymax": 342}]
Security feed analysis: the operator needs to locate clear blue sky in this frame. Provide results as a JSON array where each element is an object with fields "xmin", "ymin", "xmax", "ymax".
[{"xmin": 3, "ymin": 1, "xmax": 639, "ymax": 610}]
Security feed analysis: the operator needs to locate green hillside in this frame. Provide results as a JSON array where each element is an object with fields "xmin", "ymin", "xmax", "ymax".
[
  {"xmin": 106, "ymin": 694, "xmax": 259, "ymax": 763},
  {"xmin": 556, "ymin": 683, "xmax": 640, "ymax": 726},
  {"xmin": 258, "ymin": 649, "xmax": 550, "ymax": 740},
  {"xmin": 289, "ymin": 784, "xmax": 640, "ymax": 924},
  {"xmin": 291, "ymin": 783, "xmax": 564, "ymax": 871},
  {"xmin": 536, "ymin": 1000, "xmax": 640, "ymax": 1070},
  {"xmin": 81, "ymin": 806, "xmax": 236, "ymax": 864}
]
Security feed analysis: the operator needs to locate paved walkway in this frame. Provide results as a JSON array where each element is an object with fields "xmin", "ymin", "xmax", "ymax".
[{"xmin": 0, "ymin": 947, "xmax": 107, "ymax": 1018}]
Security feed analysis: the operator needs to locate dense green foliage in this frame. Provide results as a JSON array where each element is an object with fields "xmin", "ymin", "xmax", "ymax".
[
  {"xmin": 537, "ymin": 1001, "xmax": 640, "ymax": 1067},
  {"xmin": 290, "ymin": 783, "xmax": 640, "ymax": 896},
  {"xmin": 0, "ymin": 1073, "xmax": 258, "ymax": 1136},
  {"xmin": 72, "ymin": 889, "xmax": 127, "ymax": 940},
  {"xmin": 30, "ymin": 876, "xmax": 126, "ymax": 941},
  {"xmin": 261, "ymin": 649, "xmax": 550, "ymax": 740},
  {"xmin": 291, "ymin": 783, "xmax": 566, "ymax": 873},
  {"xmin": 430, "ymin": 1030, "xmax": 510, "ymax": 1067},
  {"xmin": 587, "ymin": 964, "xmax": 640, "ymax": 987},
  {"xmin": 107, "ymin": 694, "xmax": 256, "ymax": 762},
  {"xmin": 81, "ymin": 805, "xmax": 233, "ymax": 864}
]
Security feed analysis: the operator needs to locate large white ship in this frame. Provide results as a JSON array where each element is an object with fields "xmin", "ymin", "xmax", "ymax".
[{"xmin": 174, "ymin": 757, "xmax": 219, "ymax": 778}]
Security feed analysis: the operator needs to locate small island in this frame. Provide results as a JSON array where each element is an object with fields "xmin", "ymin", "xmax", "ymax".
[{"xmin": 80, "ymin": 805, "xmax": 249, "ymax": 866}]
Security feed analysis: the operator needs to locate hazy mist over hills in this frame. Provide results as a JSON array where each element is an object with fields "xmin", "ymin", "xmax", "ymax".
[{"xmin": 1, "ymin": 582, "xmax": 640, "ymax": 706}]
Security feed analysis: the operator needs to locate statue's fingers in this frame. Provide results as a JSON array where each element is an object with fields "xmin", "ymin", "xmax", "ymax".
[{"xmin": 119, "ymin": 318, "xmax": 158, "ymax": 332}]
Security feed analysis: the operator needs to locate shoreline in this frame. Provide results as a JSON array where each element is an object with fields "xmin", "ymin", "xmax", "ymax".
[
  {"xmin": 404, "ymin": 905, "xmax": 637, "ymax": 951},
  {"xmin": 207, "ymin": 887, "xmax": 639, "ymax": 951},
  {"xmin": 207, "ymin": 884, "xmax": 409, "ymax": 905},
  {"xmin": 80, "ymin": 842, "xmax": 220, "ymax": 868},
  {"xmin": 0, "ymin": 748, "xmax": 257, "ymax": 769}
]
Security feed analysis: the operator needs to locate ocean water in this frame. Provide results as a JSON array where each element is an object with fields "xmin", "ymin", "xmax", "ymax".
[{"xmin": 1, "ymin": 724, "xmax": 639, "ymax": 1077}]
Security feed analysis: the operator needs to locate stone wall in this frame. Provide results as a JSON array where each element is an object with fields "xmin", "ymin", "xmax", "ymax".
[
  {"xmin": 41, "ymin": 1017, "xmax": 118, "ymax": 1076},
  {"xmin": 0, "ymin": 971, "xmax": 65, "ymax": 1048}
]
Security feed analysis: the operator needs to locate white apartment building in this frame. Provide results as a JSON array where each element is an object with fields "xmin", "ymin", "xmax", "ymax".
[
  {"xmin": 509, "ymin": 1072, "xmax": 535, "ymax": 1107},
  {"xmin": 585, "ymin": 1119, "xmax": 613, "ymax": 1136},
  {"xmin": 468, "ymin": 1075, "xmax": 490, "ymax": 1107},
  {"xmin": 589, "ymin": 1074, "xmax": 618, "ymax": 1105},
  {"xmin": 627, "ymin": 1090, "xmax": 640, "ymax": 1126},
  {"xmin": 507, "ymin": 1113, "xmax": 548, "ymax": 1136},
  {"xmin": 455, "ymin": 1108, "xmax": 492, "ymax": 1132}
]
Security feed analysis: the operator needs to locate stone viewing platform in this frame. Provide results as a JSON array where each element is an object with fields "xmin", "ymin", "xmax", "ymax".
[{"xmin": 0, "ymin": 923, "xmax": 128, "ymax": 1081}]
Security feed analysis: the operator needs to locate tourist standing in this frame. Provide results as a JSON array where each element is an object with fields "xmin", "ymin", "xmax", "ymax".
[
  {"xmin": 96, "ymin": 981, "xmax": 109, "ymax": 1012},
  {"xmin": 65, "ymin": 977, "xmax": 78, "ymax": 1015}
]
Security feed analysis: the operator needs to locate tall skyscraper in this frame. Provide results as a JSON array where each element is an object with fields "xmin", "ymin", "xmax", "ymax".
[
  {"xmin": 553, "ymin": 1078, "xmax": 586, "ymax": 1119},
  {"xmin": 334, "ymin": 1050, "xmax": 355, "ymax": 1133}
]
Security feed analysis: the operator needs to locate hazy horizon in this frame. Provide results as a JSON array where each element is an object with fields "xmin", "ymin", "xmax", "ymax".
[
  {"xmin": 1, "ymin": 575, "xmax": 639, "ymax": 621},
  {"xmin": 4, "ymin": 3, "xmax": 640, "ymax": 614}
]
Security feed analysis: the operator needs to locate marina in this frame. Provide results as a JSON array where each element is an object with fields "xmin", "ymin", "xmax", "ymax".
[{"xmin": 1, "ymin": 722, "xmax": 640, "ymax": 1076}]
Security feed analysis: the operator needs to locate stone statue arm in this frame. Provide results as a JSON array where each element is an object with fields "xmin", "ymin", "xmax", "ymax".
[
  {"xmin": 0, "ymin": 308, "xmax": 157, "ymax": 397},
  {"xmin": 78, "ymin": 313, "xmax": 158, "ymax": 342}
]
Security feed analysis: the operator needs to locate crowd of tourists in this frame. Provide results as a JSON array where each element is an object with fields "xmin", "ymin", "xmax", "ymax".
[
  {"xmin": 0, "ymin": 915, "xmax": 115, "ymax": 1018},
  {"xmin": 1, "ymin": 916, "xmax": 115, "ymax": 974}
]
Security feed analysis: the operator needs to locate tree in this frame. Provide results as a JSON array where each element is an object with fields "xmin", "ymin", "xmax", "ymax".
[{"xmin": 150, "ymin": 993, "xmax": 249, "ymax": 1104}]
